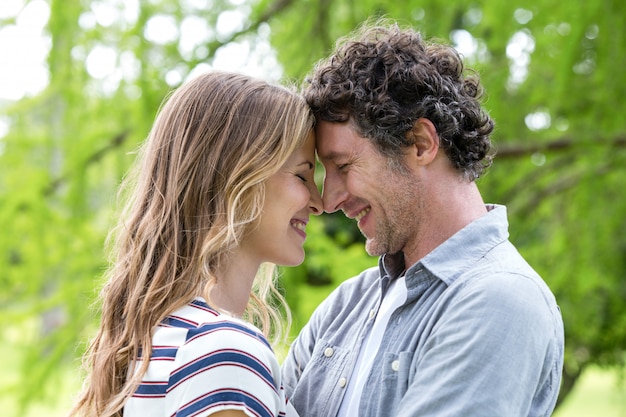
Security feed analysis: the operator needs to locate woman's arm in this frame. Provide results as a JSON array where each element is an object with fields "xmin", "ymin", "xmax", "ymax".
[{"xmin": 209, "ymin": 410, "xmax": 249, "ymax": 417}]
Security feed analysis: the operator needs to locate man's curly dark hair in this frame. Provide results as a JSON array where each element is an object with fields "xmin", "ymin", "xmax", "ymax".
[{"xmin": 303, "ymin": 22, "xmax": 495, "ymax": 181}]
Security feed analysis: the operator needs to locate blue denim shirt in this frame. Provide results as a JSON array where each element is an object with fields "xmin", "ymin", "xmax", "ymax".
[{"xmin": 282, "ymin": 205, "xmax": 564, "ymax": 417}]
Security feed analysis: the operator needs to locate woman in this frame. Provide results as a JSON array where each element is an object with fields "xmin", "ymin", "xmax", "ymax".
[{"xmin": 69, "ymin": 71, "xmax": 322, "ymax": 417}]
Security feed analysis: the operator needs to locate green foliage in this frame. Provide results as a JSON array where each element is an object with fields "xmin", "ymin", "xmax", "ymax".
[{"xmin": 1, "ymin": 0, "xmax": 625, "ymax": 413}]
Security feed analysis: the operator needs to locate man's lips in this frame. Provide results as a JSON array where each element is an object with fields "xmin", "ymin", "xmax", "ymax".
[{"xmin": 354, "ymin": 207, "xmax": 371, "ymax": 222}]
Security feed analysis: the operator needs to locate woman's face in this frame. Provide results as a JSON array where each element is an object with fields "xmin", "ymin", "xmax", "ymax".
[{"xmin": 241, "ymin": 131, "xmax": 322, "ymax": 266}]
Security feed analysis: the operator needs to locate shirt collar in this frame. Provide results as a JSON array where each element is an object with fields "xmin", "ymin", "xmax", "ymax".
[
  {"xmin": 377, "ymin": 205, "xmax": 510, "ymax": 289},
  {"xmin": 380, "ymin": 251, "xmax": 405, "ymax": 279},
  {"xmin": 415, "ymin": 204, "xmax": 509, "ymax": 286}
]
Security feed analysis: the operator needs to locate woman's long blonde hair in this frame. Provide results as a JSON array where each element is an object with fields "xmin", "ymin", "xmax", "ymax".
[{"xmin": 69, "ymin": 71, "xmax": 315, "ymax": 417}]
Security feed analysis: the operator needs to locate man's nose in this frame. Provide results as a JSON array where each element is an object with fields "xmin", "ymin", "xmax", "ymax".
[{"xmin": 321, "ymin": 173, "xmax": 348, "ymax": 214}]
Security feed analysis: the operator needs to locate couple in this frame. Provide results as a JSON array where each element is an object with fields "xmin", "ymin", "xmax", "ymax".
[{"xmin": 70, "ymin": 22, "xmax": 564, "ymax": 417}]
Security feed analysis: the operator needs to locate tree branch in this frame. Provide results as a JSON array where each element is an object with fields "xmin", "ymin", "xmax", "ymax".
[
  {"xmin": 43, "ymin": 130, "xmax": 130, "ymax": 197},
  {"xmin": 203, "ymin": 0, "xmax": 299, "ymax": 56},
  {"xmin": 495, "ymin": 135, "xmax": 626, "ymax": 159},
  {"xmin": 512, "ymin": 161, "xmax": 616, "ymax": 218}
]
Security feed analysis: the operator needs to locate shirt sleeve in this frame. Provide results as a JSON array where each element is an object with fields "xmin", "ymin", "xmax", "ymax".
[
  {"xmin": 165, "ymin": 321, "xmax": 286, "ymax": 417},
  {"xmin": 282, "ymin": 320, "xmax": 314, "ymax": 396}
]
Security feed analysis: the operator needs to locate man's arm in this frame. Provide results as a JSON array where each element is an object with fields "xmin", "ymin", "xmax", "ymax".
[{"xmin": 282, "ymin": 319, "xmax": 315, "ymax": 396}]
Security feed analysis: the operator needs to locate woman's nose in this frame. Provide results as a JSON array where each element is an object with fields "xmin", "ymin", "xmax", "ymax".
[{"xmin": 309, "ymin": 184, "xmax": 323, "ymax": 215}]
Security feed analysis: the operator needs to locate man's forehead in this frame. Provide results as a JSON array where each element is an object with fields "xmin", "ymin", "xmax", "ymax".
[{"xmin": 314, "ymin": 121, "xmax": 361, "ymax": 159}]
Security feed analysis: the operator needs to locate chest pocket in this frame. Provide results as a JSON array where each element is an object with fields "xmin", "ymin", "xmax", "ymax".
[
  {"xmin": 292, "ymin": 340, "xmax": 353, "ymax": 417},
  {"xmin": 367, "ymin": 350, "xmax": 413, "ymax": 414},
  {"xmin": 310, "ymin": 339, "xmax": 352, "ymax": 371}
]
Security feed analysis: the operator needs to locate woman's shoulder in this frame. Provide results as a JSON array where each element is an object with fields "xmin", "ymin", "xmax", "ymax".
[
  {"xmin": 165, "ymin": 298, "xmax": 274, "ymax": 363},
  {"xmin": 160, "ymin": 300, "xmax": 286, "ymax": 417}
]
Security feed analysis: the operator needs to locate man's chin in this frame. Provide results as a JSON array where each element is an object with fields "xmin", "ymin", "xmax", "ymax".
[{"xmin": 365, "ymin": 238, "xmax": 386, "ymax": 257}]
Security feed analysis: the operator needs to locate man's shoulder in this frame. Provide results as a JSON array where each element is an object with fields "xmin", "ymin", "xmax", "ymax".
[{"xmin": 454, "ymin": 246, "xmax": 559, "ymax": 323}]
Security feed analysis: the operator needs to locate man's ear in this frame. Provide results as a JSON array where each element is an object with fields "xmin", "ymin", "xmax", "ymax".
[{"xmin": 406, "ymin": 118, "xmax": 440, "ymax": 164}]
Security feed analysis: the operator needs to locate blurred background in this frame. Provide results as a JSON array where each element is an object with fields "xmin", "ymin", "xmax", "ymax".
[{"xmin": 1, "ymin": 0, "xmax": 625, "ymax": 415}]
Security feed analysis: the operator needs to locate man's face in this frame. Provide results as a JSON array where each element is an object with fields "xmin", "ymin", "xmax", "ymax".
[{"xmin": 316, "ymin": 120, "xmax": 422, "ymax": 257}]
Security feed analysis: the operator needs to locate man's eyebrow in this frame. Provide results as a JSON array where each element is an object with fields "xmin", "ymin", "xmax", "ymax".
[{"xmin": 317, "ymin": 150, "xmax": 345, "ymax": 161}]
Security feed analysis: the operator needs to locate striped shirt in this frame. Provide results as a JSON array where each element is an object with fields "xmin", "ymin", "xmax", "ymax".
[{"xmin": 124, "ymin": 298, "xmax": 296, "ymax": 417}]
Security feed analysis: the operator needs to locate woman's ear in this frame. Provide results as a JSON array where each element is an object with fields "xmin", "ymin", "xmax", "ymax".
[{"xmin": 406, "ymin": 118, "xmax": 440, "ymax": 164}]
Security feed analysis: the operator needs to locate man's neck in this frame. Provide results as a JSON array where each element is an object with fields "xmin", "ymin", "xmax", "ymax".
[{"xmin": 403, "ymin": 182, "xmax": 487, "ymax": 267}]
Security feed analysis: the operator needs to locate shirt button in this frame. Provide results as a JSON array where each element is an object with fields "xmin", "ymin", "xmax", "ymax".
[
  {"xmin": 324, "ymin": 347, "xmax": 334, "ymax": 358},
  {"xmin": 339, "ymin": 377, "xmax": 347, "ymax": 387},
  {"xmin": 369, "ymin": 309, "xmax": 376, "ymax": 319},
  {"xmin": 391, "ymin": 360, "xmax": 400, "ymax": 371}
]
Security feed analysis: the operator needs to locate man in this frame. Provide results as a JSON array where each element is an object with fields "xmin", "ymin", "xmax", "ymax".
[{"xmin": 282, "ymin": 22, "xmax": 564, "ymax": 417}]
